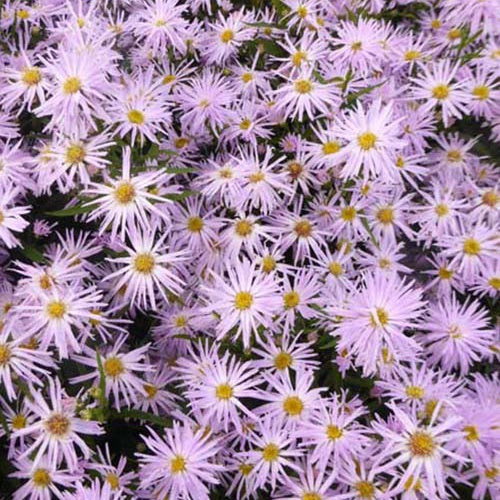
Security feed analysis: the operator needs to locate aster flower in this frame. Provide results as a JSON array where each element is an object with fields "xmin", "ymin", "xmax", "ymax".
[
  {"xmin": 373, "ymin": 403, "xmax": 467, "ymax": 498},
  {"xmin": 14, "ymin": 285, "xmax": 104, "ymax": 359},
  {"xmin": 132, "ymin": 0, "xmax": 188, "ymax": 55},
  {"xmin": 298, "ymin": 394, "xmax": 370, "ymax": 473},
  {"xmin": 273, "ymin": 69, "xmax": 340, "ymax": 121},
  {"xmin": 14, "ymin": 378, "xmax": 103, "ymax": 470},
  {"xmin": 184, "ymin": 352, "xmax": 260, "ymax": 431},
  {"xmin": 330, "ymin": 272, "xmax": 426, "ymax": 375},
  {"xmin": 334, "ymin": 100, "xmax": 407, "ymax": 180},
  {"xmin": 202, "ymin": 259, "xmax": 281, "ymax": 347},
  {"xmin": 137, "ymin": 421, "xmax": 223, "ymax": 500},
  {"xmin": 72, "ymin": 335, "xmax": 152, "ymax": 409},
  {"xmin": 418, "ymin": 294, "xmax": 495, "ymax": 375},
  {"xmin": 411, "ymin": 60, "xmax": 469, "ymax": 127}
]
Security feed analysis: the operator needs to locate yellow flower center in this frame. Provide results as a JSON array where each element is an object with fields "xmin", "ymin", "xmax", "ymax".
[
  {"xmin": 45, "ymin": 413, "xmax": 70, "ymax": 437},
  {"xmin": 292, "ymin": 51, "xmax": 307, "ymax": 67},
  {"xmin": 106, "ymin": 472, "xmax": 120, "ymax": 490},
  {"xmin": 447, "ymin": 149, "xmax": 462, "ymax": 162},
  {"xmin": 355, "ymin": 481, "xmax": 375, "ymax": 499},
  {"xmin": 127, "ymin": 109, "xmax": 145, "ymax": 125},
  {"xmin": 0, "ymin": 343, "xmax": 11, "ymax": 365},
  {"xmin": 162, "ymin": 74, "xmax": 176, "ymax": 84},
  {"xmin": 114, "ymin": 182, "xmax": 136, "ymax": 204},
  {"xmin": 432, "ymin": 84, "xmax": 450, "ymax": 100},
  {"xmin": 472, "ymin": 85, "xmax": 490, "ymax": 100},
  {"xmin": 294, "ymin": 219, "xmax": 312, "ymax": 237},
  {"xmin": 17, "ymin": 9, "xmax": 30, "ymax": 19},
  {"xmin": 11, "ymin": 413, "xmax": 27, "ymax": 430},
  {"xmin": 241, "ymin": 72, "xmax": 253, "ymax": 83},
  {"xmin": 431, "ymin": 19, "xmax": 442, "ymax": 29},
  {"xmin": 408, "ymin": 430, "xmax": 435, "ymax": 457},
  {"xmin": 438, "ymin": 267, "xmax": 453, "ymax": 280},
  {"xmin": 62, "ymin": 76, "xmax": 81, "ymax": 94},
  {"xmin": 220, "ymin": 29, "xmax": 234, "ymax": 43},
  {"xmin": 134, "ymin": 253, "xmax": 155, "ymax": 274},
  {"xmin": 351, "ymin": 41, "xmax": 362, "ymax": 51},
  {"xmin": 65, "ymin": 144, "xmax": 86, "ymax": 164},
  {"xmin": 463, "ymin": 238, "xmax": 481, "ymax": 256},
  {"xmin": 218, "ymin": 167, "xmax": 233, "ymax": 179},
  {"xmin": 376, "ymin": 206, "xmax": 394, "ymax": 224},
  {"xmin": 187, "ymin": 216, "xmax": 204, "ymax": 233},
  {"xmin": 234, "ymin": 291, "xmax": 253, "ymax": 311},
  {"xmin": 215, "ymin": 383, "xmax": 233, "ymax": 400},
  {"xmin": 261, "ymin": 443, "xmax": 280, "ymax": 462},
  {"xmin": 143, "ymin": 383, "xmax": 158, "ymax": 399},
  {"xmin": 404, "ymin": 50, "xmax": 421, "ymax": 61},
  {"xmin": 482, "ymin": 190, "xmax": 498, "ymax": 207},
  {"xmin": 274, "ymin": 351, "xmax": 293, "ymax": 370},
  {"xmin": 287, "ymin": 161, "xmax": 303, "ymax": 180},
  {"xmin": 322, "ymin": 141, "xmax": 340, "ymax": 155},
  {"xmin": 405, "ymin": 385, "xmax": 425, "ymax": 399},
  {"xmin": 174, "ymin": 137, "xmax": 189, "ymax": 148},
  {"xmin": 239, "ymin": 463, "xmax": 253, "ymax": 476},
  {"xmin": 434, "ymin": 203, "xmax": 449, "ymax": 217},
  {"xmin": 283, "ymin": 291, "xmax": 300, "ymax": 309},
  {"xmin": 296, "ymin": 5, "xmax": 308, "ymax": 18},
  {"xmin": 104, "ymin": 356, "xmax": 125, "ymax": 377},
  {"xmin": 261, "ymin": 255, "xmax": 276, "ymax": 273},
  {"xmin": 283, "ymin": 396, "xmax": 304, "ymax": 416},
  {"xmin": 294, "ymin": 79, "xmax": 313, "ymax": 94},
  {"xmin": 326, "ymin": 424, "xmax": 343, "ymax": 440},
  {"xmin": 488, "ymin": 277, "xmax": 500, "ymax": 290},
  {"xmin": 370, "ymin": 307, "xmax": 389, "ymax": 327},
  {"xmin": 32, "ymin": 468, "xmax": 52, "ymax": 487},
  {"xmin": 239, "ymin": 118, "xmax": 252, "ymax": 130},
  {"xmin": 447, "ymin": 28, "xmax": 461, "ymax": 40},
  {"xmin": 170, "ymin": 455, "xmax": 187, "ymax": 474},
  {"xmin": 249, "ymin": 171, "xmax": 265, "ymax": 183},
  {"xmin": 329, "ymin": 262, "xmax": 343, "ymax": 276},
  {"xmin": 485, "ymin": 467, "xmax": 498, "ymax": 480},
  {"xmin": 463, "ymin": 425, "xmax": 479, "ymax": 441},
  {"xmin": 21, "ymin": 67, "xmax": 41, "ymax": 86},
  {"xmin": 303, "ymin": 493, "xmax": 322, "ymax": 500},
  {"xmin": 235, "ymin": 219, "xmax": 253, "ymax": 237},
  {"xmin": 340, "ymin": 206, "xmax": 357, "ymax": 222},
  {"xmin": 46, "ymin": 301, "xmax": 66, "ymax": 319},
  {"xmin": 358, "ymin": 132, "xmax": 377, "ymax": 150}
]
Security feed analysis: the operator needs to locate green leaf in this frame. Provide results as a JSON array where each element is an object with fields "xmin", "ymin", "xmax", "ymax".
[
  {"xmin": 96, "ymin": 351, "xmax": 107, "ymax": 412},
  {"xmin": 46, "ymin": 203, "xmax": 94, "ymax": 217},
  {"xmin": 164, "ymin": 166, "xmax": 197, "ymax": 175},
  {"xmin": 164, "ymin": 190, "xmax": 197, "ymax": 201},
  {"xmin": 109, "ymin": 408, "xmax": 172, "ymax": 427},
  {"xmin": 21, "ymin": 245, "xmax": 46, "ymax": 263}
]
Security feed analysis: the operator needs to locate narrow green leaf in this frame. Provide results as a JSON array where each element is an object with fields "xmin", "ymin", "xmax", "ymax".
[
  {"xmin": 164, "ymin": 166, "xmax": 197, "ymax": 175},
  {"xmin": 96, "ymin": 351, "xmax": 107, "ymax": 411},
  {"xmin": 109, "ymin": 408, "xmax": 172, "ymax": 427},
  {"xmin": 21, "ymin": 245, "xmax": 46, "ymax": 263},
  {"xmin": 164, "ymin": 190, "xmax": 197, "ymax": 201},
  {"xmin": 46, "ymin": 203, "xmax": 94, "ymax": 217}
]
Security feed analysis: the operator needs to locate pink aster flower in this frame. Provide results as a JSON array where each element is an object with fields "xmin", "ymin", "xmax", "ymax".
[
  {"xmin": 137, "ymin": 421, "xmax": 223, "ymax": 500},
  {"xmin": 330, "ymin": 272, "xmax": 426, "ymax": 376},
  {"xmin": 0, "ymin": 184, "xmax": 31, "ymax": 249},
  {"xmin": 418, "ymin": 294, "xmax": 495, "ymax": 375},
  {"xmin": 104, "ymin": 227, "xmax": 186, "ymax": 310},
  {"xmin": 334, "ymin": 100, "xmax": 407, "ymax": 180},
  {"xmin": 14, "ymin": 378, "xmax": 103, "ymax": 470},
  {"xmin": 85, "ymin": 146, "xmax": 172, "ymax": 239},
  {"xmin": 71, "ymin": 335, "xmax": 152, "ymax": 409},
  {"xmin": 202, "ymin": 259, "xmax": 281, "ymax": 347},
  {"xmin": 411, "ymin": 60, "xmax": 469, "ymax": 128},
  {"xmin": 273, "ymin": 68, "xmax": 340, "ymax": 121}
]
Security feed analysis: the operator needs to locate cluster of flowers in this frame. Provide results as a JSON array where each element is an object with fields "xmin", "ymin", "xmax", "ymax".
[{"xmin": 0, "ymin": 0, "xmax": 498, "ymax": 499}]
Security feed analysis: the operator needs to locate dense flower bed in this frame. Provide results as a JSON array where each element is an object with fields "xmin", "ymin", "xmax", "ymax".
[{"xmin": 0, "ymin": 0, "xmax": 498, "ymax": 499}]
